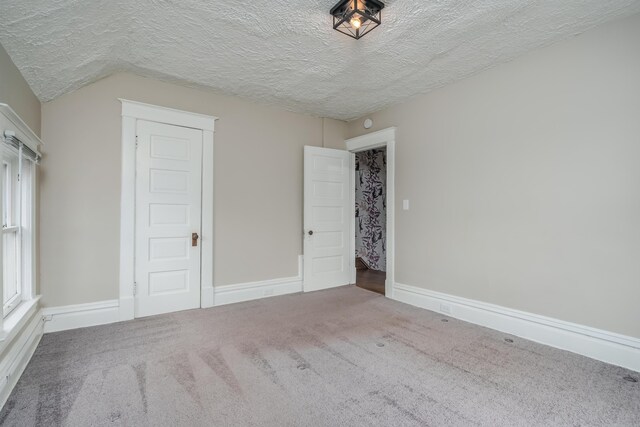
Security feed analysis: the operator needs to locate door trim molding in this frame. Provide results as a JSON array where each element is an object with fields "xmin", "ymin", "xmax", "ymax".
[
  {"xmin": 120, "ymin": 99, "xmax": 216, "ymax": 131},
  {"xmin": 346, "ymin": 127, "xmax": 396, "ymax": 298},
  {"xmin": 118, "ymin": 99, "xmax": 217, "ymax": 321}
]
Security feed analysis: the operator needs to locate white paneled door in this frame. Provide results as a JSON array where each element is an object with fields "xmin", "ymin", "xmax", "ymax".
[
  {"xmin": 303, "ymin": 146, "xmax": 353, "ymax": 292},
  {"xmin": 135, "ymin": 120, "xmax": 203, "ymax": 317}
]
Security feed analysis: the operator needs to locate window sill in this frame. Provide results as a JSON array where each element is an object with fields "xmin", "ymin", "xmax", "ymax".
[{"xmin": 0, "ymin": 296, "xmax": 40, "ymax": 349}]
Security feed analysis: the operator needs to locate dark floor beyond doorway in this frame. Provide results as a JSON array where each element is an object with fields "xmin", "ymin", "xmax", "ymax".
[{"xmin": 356, "ymin": 269, "xmax": 385, "ymax": 295}]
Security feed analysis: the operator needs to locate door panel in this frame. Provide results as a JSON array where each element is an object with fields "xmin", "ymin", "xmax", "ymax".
[
  {"xmin": 135, "ymin": 120, "xmax": 202, "ymax": 317},
  {"xmin": 304, "ymin": 146, "xmax": 353, "ymax": 292}
]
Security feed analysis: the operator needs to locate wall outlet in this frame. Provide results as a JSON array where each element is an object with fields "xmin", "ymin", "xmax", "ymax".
[{"xmin": 440, "ymin": 303, "xmax": 452, "ymax": 315}]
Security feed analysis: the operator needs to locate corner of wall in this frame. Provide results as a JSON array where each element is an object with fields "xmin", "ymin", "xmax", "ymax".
[
  {"xmin": 321, "ymin": 117, "xmax": 348, "ymax": 150},
  {"xmin": 0, "ymin": 42, "xmax": 42, "ymax": 137}
]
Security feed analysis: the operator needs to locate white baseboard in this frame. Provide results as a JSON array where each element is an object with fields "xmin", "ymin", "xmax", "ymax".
[
  {"xmin": 214, "ymin": 276, "xmax": 302, "ymax": 306},
  {"xmin": 41, "ymin": 255, "xmax": 305, "ymax": 331},
  {"xmin": 0, "ymin": 309, "xmax": 44, "ymax": 409},
  {"xmin": 393, "ymin": 282, "xmax": 640, "ymax": 372},
  {"xmin": 40, "ymin": 274, "xmax": 303, "ymax": 332},
  {"xmin": 40, "ymin": 279, "xmax": 302, "ymax": 333},
  {"xmin": 214, "ymin": 254, "xmax": 304, "ymax": 306},
  {"xmin": 42, "ymin": 300, "xmax": 120, "ymax": 333}
]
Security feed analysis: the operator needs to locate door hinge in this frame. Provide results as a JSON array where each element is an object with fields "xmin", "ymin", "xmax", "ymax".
[
  {"xmin": 133, "ymin": 282, "xmax": 137, "ymax": 296},
  {"xmin": 135, "ymin": 135, "xmax": 139, "ymax": 148}
]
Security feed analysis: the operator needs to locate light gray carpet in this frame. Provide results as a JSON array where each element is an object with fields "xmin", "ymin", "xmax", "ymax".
[{"xmin": 1, "ymin": 286, "xmax": 638, "ymax": 426}]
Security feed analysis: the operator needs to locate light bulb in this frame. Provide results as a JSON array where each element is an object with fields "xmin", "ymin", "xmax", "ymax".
[{"xmin": 350, "ymin": 17, "xmax": 362, "ymax": 29}]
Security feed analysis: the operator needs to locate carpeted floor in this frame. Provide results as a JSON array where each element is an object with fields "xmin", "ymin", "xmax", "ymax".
[{"xmin": 1, "ymin": 286, "xmax": 638, "ymax": 426}]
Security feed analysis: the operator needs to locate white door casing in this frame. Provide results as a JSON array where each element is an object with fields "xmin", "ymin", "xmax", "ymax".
[
  {"xmin": 303, "ymin": 146, "xmax": 353, "ymax": 292},
  {"xmin": 135, "ymin": 120, "xmax": 202, "ymax": 317},
  {"xmin": 345, "ymin": 127, "xmax": 396, "ymax": 298},
  {"xmin": 120, "ymin": 100, "xmax": 216, "ymax": 321}
]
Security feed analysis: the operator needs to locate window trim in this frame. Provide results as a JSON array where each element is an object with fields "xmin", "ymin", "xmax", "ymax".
[
  {"xmin": 2, "ymin": 147, "xmax": 26, "ymax": 318},
  {"xmin": 0, "ymin": 102, "xmax": 42, "ymax": 341},
  {"xmin": 0, "ymin": 157, "xmax": 37, "ymax": 321},
  {"xmin": 2, "ymin": 154, "xmax": 21, "ymax": 317},
  {"xmin": 1, "ymin": 144, "xmax": 36, "ymax": 318},
  {"xmin": 19, "ymin": 158, "xmax": 36, "ymax": 303}
]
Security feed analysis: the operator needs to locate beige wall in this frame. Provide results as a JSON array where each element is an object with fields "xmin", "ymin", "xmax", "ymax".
[
  {"xmin": 348, "ymin": 14, "xmax": 640, "ymax": 338},
  {"xmin": 41, "ymin": 73, "xmax": 346, "ymax": 307},
  {"xmin": 322, "ymin": 117, "xmax": 347, "ymax": 150},
  {"xmin": 0, "ymin": 43, "xmax": 40, "ymax": 136}
]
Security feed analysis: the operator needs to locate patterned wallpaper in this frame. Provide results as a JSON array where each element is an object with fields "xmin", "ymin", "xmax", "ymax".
[{"xmin": 355, "ymin": 148, "xmax": 386, "ymax": 271}]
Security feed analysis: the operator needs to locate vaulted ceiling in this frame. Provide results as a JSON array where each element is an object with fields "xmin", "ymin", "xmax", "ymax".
[{"xmin": 1, "ymin": 0, "xmax": 639, "ymax": 120}]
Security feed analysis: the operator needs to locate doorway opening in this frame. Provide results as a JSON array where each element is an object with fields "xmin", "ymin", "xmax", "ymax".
[{"xmin": 355, "ymin": 147, "xmax": 387, "ymax": 295}]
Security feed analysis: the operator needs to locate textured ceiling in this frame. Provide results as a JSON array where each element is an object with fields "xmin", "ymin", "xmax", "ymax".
[{"xmin": 1, "ymin": 0, "xmax": 640, "ymax": 120}]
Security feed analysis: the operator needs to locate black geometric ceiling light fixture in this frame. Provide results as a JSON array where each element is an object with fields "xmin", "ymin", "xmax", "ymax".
[{"xmin": 330, "ymin": 0, "xmax": 385, "ymax": 40}]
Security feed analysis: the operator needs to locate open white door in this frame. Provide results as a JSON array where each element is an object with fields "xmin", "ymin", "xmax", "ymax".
[
  {"xmin": 135, "ymin": 120, "xmax": 203, "ymax": 317},
  {"xmin": 303, "ymin": 146, "xmax": 353, "ymax": 292}
]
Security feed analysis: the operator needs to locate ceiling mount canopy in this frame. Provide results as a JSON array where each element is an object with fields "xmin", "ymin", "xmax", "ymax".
[{"xmin": 330, "ymin": 0, "xmax": 385, "ymax": 40}]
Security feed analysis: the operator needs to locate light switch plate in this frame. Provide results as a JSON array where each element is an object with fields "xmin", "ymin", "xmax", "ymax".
[{"xmin": 403, "ymin": 200, "xmax": 410, "ymax": 210}]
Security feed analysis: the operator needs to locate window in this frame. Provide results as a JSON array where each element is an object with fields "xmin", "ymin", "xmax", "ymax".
[{"xmin": 2, "ymin": 150, "xmax": 35, "ymax": 317}]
